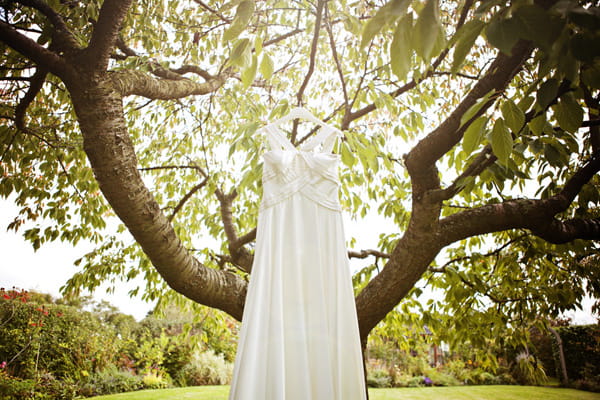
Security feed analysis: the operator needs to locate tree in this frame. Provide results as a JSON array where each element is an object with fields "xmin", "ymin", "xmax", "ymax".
[{"xmin": 1, "ymin": 0, "xmax": 599, "ymax": 360}]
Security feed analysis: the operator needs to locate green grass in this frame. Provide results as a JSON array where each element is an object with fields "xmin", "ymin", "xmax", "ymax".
[{"xmin": 89, "ymin": 385, "xmax": 600, "ymax": 400}]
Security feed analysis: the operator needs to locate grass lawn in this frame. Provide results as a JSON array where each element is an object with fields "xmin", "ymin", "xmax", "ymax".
[{"xmin": 90, "ymin": 385, "xmax": 600, "ymax": 400}]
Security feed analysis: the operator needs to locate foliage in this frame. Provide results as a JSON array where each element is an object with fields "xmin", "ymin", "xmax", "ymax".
[
  {"xmin": 1, "ymin": 0, "xmax": 600, "ymax": 386},
  {"xmin": 553, "ymin": 324, "xmax": 600, "ymax": 390},
  {"xmin": 0, "ymin": 288, "xmax": 118, "ymax": 381},
  {"xmin": 80, "ymin": 366, "xmax": 143, "ymax": 397},
  {"xmin": 367, "ymin": 368, "xmax": 394, "ymax": 388},
  {"xmin": 0, "ymin": 288, "xmax": 237, "ymax": 397},
  {"xmin": 84, "ymin": 385, "xmax": 600, "ymax": 400},
  {"xmin": 179, "ymin": 350, "xmax": 234, "ymax": 387}
]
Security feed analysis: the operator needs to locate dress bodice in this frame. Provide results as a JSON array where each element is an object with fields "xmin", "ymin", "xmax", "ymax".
[{"xmin": 260, "ymin": 122, "xmax": 342, "ymax": 211}]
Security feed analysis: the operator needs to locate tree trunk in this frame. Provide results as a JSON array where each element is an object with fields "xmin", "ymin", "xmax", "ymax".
[
  {"xmin": 65, "ymin": 73, "xmax": 247, "ymax": 320},
  {"xmin": 549, "ymin": 326, "xmax": 569, "ymax": 384}
]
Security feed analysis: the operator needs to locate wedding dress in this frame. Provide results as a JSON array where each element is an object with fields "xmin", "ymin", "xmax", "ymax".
[{"xmin": 229, "ymin": 108, "xmax": 366, "ymax": 400}]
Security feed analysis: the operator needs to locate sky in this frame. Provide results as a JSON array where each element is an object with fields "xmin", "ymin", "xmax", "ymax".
[
  {"xmin": 0, "ymin": 197, "xmax": 153, "ymax": 319},
  {"xmin": 1, "ymin": 194, "xmax": 598, "ymax": 324}
]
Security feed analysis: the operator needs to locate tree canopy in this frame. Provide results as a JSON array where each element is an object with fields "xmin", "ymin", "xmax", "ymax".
[{"xmin": 1, "ymin": 0, "xmax": 600, "ymax": 354}]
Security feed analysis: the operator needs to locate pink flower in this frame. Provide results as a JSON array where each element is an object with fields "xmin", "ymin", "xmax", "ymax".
[{"xmin": 0, "ymin": 361, "xmax": 7, "ymax": 369}]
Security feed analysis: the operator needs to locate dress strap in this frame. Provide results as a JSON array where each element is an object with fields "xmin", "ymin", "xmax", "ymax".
[
  {"xmin": 263, "ymin": 107, "xmax": 342, "ymax": 153},
  {"xmin": 263, "ymin": 124, "xmax": 296, "ymax": 151},
  {"xmin": 299, "ymin": 125, "xmax": 339, "ymax": 153}
]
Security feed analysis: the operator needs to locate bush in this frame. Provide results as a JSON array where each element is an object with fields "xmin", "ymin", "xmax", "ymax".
[
  {"xmin": 142, "ymin": 370, "xmax": 172, "ymax": 389},
  {"xmin": 511, "ymin": 352, "xmax": 548, "ymax": 386},
  {"xmin": 0, "ymin": 369, "xmax": 36, "ymax": 400},
  {"xmin": 366, "ymin": 368, "xmax": 392, "ymax": 388},
  {"xmin": 80, "ymin": 366, "xmax": 143, "ymax": 396},
  {"xmin": 572, "ymin": 362, "xmax": 600, "ymax": 393},
  {"xmin": 0, "ymin": 370, "xmax": 78, "ymax": 400},
  {"xmin": 180, "ymin": 350, "xmax": 233, "ymax": 386},
  {"xmin": 390, "ymin": 372, "xmax": 414, "ymax": 387},
  {"xmin": 553, "ymin": 324, "xmax": 600, "ymax": 384},
  {"xmin": 0, "ymin": 289, "xmax": 120, "ymax": 381},
  {"xmin": 427, "ymin": 370, "xmax": 461, "ymax": 386}
]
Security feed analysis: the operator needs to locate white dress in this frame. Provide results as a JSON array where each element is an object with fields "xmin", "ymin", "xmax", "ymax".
[{"xmin": 229, "ymin": 109, "xmax": 367, "ymax": 400}]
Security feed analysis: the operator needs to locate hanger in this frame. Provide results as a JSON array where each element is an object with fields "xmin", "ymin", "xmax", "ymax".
[{"xmin": 267, "ymin": 107, "xmax": 343, "ymax": 137}]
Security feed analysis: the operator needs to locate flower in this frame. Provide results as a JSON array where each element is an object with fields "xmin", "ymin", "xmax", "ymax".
[{"xmin": 0, "ymin": 361, "xmax": 7, "ymax": 369}]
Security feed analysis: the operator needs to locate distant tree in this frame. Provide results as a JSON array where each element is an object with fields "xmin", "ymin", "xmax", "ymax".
[{"xmin": 1, "ymin": 0, "xmax": 599, "ymax": 357}]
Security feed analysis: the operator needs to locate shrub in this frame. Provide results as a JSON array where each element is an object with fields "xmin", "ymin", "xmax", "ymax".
[
  {"xmin": 366, "ymin": 368, "xmax": 392, "ymax": 388},
  {"xmin": 161, "ymin": 336, "xmax": 194, "ymax": 383},
  {"xmin": 0, "ymin": 289, "xmax": 120, "ymax": 381},
  {"xmin": 552, "ymin": 324, "xmax": 600, "ymax": 384},
  {"xmin": 572, "ymin": 362, "xmax": 600, "ymax": 393},
  {"xmin": 390, "ymin": 372, "xmax": 414, "ymax": 387},
  {"xmin": 511, "ymin": 352, "xmax": 548, "ymax": 386},
  {"xmin": 80, "ymin": 365, "xmax": 143, "ymax": 396},
  {"xmin": 180, "ymin": 350, "xmax": 233, "ymax": 386},
  {"xmin": 427, "ymin": 370, "xmax": 461, "ymax": 386},
  {"xmin": 142, "ymin": 370, "xmax": 171, "ymax": 389},
  {"xmin": 0, "ymin": 370, "xmax": 78, "ymax": 400},
  {"xmin": 407, "ymin": 375, "xmax": 425, "ymax": 387},
  {"xmin": 0, "ymin": 369, "xmax": 36, "ymax": 400}
]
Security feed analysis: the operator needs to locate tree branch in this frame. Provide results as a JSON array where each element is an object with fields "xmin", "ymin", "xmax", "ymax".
[
  {"xmin": 0, "ymin": 20, "xmax": 73, "ymax": 79},
  {"xmin": 168, "ymin": 179, "xmax": 208, "ymax": 222},
  {"xmin": 139, "ymin": 164, "xmax": 207, "ymax": 174},
  {"xmin": 429, "ymin": 146, "xmax": 496, "ymax": 202},
  {"xmin": 348, "ymin": 249, "xmax": 390, "ymax": 259},
  {"xmin": 438, "ymin": 156, "xmax": 600, "ymax": 245},
  {"xmin": 215, "ymin": 189, "xmax": 254, "ymax": 273},
  {"xmin": 295, "ymin": 0, "xmax": 325, "ymax": 107},
  {"xmin": 15, "ymin": 0, "xmax": 80, "ymax": 51},
  {"xmin": 83, "ymin": 0, "xmax": 134, "ymax": 71},
  {"xmin": 192, "ymin": 0, "xmax": 231, "ymax": 23},
  {"xmin": 429, "ymin": 234, "xmax": 527, "ymax": 273},
  {"xmin": 404, "ymin": 39, "xmax": 533, "ymax": 178},
  {"xmin": 324, "ymin": 3, "xmax": 348, "ymax": 108},
  {"xmin": 344, "ymin": 0, "xmax": 474, "ymax": 128},
  {"xmin": 533, "ymin": 218, "xmax": 600, "ymax": 244},
  {"xmin": 264, "ymin": 28, "xmax": 304, "ymax": 47},
  {"xmin": 109, "ymin": 70, "xmax": 227, "ymax": 99},
  {"xmin": 14, "ymin": 67, "xmax": 47, "ymax": 131}
]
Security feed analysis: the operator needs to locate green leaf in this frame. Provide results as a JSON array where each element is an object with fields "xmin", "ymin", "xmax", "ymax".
[
  {"xmin": 340, "ymin": 142, "xmax": 356, "ymax": 168},
  {"xmin": 360, "ymin": 8, "xmax": 389, "ymax": 48},
  {"xmin": 528, "ymin": 114, "xmax": 546, "ymax": 135},
  {"xmin": 536, "ymin": 78, "xmax": 559, "ymax": 109},
  {"xmin": 361, "ymin": 0, "xmax": 412, "ymax": 48},
  {"xmin": 414, "ymin": 0, "xmax": 442, "ymax": 61},
  {"xmin": 228, "ymin": 38, "xmax": 251, "ymax": 68},
  {"xmin": 501, "ymin": 99, "xmax": 525, "ymax": 133},
  {"xmin": 512, "ymin": 5, "xmax": 564, "ymax": 51},
  {"xmin": 490, "ymin": 118, "xmax": 513, "ymax": 165},
  {"xmin": 553, "ymin": 93, "xmax": 583, "ymax": 133},
  {"xmin": 459, "ymin": 89, "xmax": 495, "ymax": 127},
  {"xmin": 253, "ymin": 35, "xmax": 263, "ymax": 55},
  {"xmin": 222, "ymin": 0, "xmax": 255, "ymax": 42},
  {"xmin": 582, "ymin": 65, "xmax": 600, "ymax": 89},
  {"xmin": 544, "ymin": 143, "xmax": 563, "ymax": 167},
  {"xmin": 390, "ymin": 14, "xmax": 413, "ymax": 81},
  {"xmin": 451, "ymin": 19, "xmax": 485, "ymax": 73},
  {"xmin": 462, "ymin": 117, "xmax": 487, "ymax": 155},
  {"xmin": 241, "ymin": 54, "xmax": 257, "ymax": 88},
  {"xmin": 485, "ymin": 16, "xmax": 520, "ymax": 55},
  {"xmin": 570, "ymin": 32, "xmax": 600, "ymax": 63},
  {"xmin": 259, "ymin": 53, "xmax": 274, "ymax": 80},
  {"xmin": 568, "ymin": 7, "xmax": 600, "ymax": 31},
  {"xmin": 517, "ymin": 96, "xmax": 535, "ymax": 113}
]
